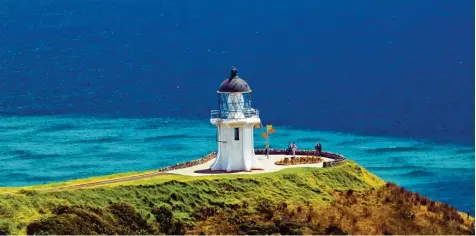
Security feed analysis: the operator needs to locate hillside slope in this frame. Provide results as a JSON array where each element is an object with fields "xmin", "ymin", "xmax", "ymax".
[{"xmin": 0, "ymin": 161, "xmax": 473, "ymax": 235}]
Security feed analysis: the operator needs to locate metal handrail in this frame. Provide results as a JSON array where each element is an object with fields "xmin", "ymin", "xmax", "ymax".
[{"xmin": 211, "ymin": 108, "xmax": 259, "ymax": 119}]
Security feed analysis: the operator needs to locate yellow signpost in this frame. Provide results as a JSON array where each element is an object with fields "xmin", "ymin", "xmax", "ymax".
[{"xmin": 262, "ymin": 124, "xmax": 276, "ymax": 159}]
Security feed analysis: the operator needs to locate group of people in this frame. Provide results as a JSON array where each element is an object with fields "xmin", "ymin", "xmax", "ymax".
[{"xmin": 286, "ymin": 142, "xmax": 322, "ymax": 157}]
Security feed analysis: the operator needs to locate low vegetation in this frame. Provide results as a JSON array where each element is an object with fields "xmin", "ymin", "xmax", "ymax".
[
  {"xmin": 189, "ymin": 183, "xmax": 475, "ymax": 235},
  {"xmin": 0, "ymin": 161, "xmax": 473, "ymax": 235},
  {"xmin": 275, "ymin": 156, "xmax": 323, "ymax": 165}
]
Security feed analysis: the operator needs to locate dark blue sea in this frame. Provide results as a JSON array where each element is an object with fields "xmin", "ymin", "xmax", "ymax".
[{"xmin": 0, "ymin": 0, "xmax": 474, "ymax": 214}]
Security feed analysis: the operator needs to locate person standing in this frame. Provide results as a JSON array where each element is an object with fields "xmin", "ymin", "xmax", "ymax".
[
  {"xmin": 315, "ymin": 142, "xmax": 322, "ymax": 156},
  {"xmin": 292, "ymin": 142, "xmax": 297, "ymax": 157},
  {"xmin": 265, "ymin": 141, "xmax": 270, "ymax": 159}
]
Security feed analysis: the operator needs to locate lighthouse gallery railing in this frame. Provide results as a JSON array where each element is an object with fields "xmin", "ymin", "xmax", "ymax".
[{"xmin": 210, "ymin": 108, "xmax": 259, "ymax": 119}]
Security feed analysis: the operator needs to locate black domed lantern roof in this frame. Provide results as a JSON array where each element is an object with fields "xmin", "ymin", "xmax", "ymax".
[{"xmin": 218, "ymin": 67, "xmax": 251, "ymax": 93}]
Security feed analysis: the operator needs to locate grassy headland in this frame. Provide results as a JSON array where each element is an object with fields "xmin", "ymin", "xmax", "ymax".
[{"xmin": 0, "ymin": 160, "xmax": 473, "ymax": 235}]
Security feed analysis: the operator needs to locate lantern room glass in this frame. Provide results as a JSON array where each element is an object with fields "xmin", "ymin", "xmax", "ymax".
[{"xmin": 211, "ymin": 92, "xmax": 259, "ymax": 119}]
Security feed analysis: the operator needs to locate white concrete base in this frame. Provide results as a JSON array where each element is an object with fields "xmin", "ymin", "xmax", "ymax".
[{"xmin": 167, "ymin": 154, "xmax": 334, "ymax": 176}]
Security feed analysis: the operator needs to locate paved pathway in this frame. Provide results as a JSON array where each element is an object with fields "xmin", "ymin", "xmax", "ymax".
[{"xmin": 168, "ymin": 154, "xmax": 332, "ymax": 176}]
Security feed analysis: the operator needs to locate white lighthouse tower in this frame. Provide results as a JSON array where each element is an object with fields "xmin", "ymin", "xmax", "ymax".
[{"xmin": 209, "ymin": 67, "xmax": 263, "ymax": 172}]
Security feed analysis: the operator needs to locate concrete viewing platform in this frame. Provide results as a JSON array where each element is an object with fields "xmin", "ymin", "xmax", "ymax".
[{"xmin": 167, "ymin": 154, "xmax": 334, "ymax": 176}]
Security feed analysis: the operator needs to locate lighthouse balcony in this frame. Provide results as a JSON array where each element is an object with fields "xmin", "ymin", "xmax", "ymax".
[
  {"xmin": 210, "ymin": 108, "xmax": 261, "ymax": 126},
  {"xmin": 210, "ymin": 108, "xmax": 259, "ymax": 120}
]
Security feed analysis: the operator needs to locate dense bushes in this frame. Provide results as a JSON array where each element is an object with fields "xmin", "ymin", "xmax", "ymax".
[
  {"xmin": 187, "ymin": 183, "xmax": 474, "ymax": 235},
  {"xmin": 27, "ymin": 203, "xmax": 159, "ymax": 235},
  {"xmin": 27, "ymin": 205, "xmax": 117, "ymax": 235},
  {"xmin": 20, "ymin": 185, "xmax": 476, "ymax": 235},
  {"xmin": 384, "ymin": 182, "xmax": 468, "ymax": 225},
  {"xmin": 2, "ymin": 161, "xmax": 473, "ymax": 235}
]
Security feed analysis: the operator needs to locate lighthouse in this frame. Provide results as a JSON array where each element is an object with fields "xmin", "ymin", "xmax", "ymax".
[{"xmin": 209, "ymin": 67, "xmax": 263, "ymax": 172}]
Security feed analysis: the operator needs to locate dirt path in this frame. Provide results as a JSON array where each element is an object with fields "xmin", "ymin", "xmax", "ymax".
[
  {"xmin": 3, "ymin": 153, "xmax": 218, "ymax": 194},
  {"xmin": 40, "ymin": 171, "xmax": 178, "ymax": 191},
  {"xmin": 2, "ymin": 171, "xmax": 177, "ymax": 194}
]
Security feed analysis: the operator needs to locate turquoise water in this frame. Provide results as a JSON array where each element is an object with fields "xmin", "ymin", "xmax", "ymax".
[{"xmin": 0, "ymin": 115, "xmax": 474, "ymax": 214}]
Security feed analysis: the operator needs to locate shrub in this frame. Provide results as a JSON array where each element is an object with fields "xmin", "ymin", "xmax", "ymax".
[
  {"xmin": 276, "ymin": 220, "xmax": 303, "ymax": 235},
  {"xmin": 256, "ymin": 199, "xmax": 276, "ymax": 220},
  {"xmin": 194, "ymin": 206, "xmax": 218, "ymax": 220},
  {"xmin": 151, "ymin": 204, "xmax": 174, "ymax": 234},
  {"xmin": 412, "ymin": 199, "xmax": 418, "ymax": 206},
  {"xmin": 306, "ymin": 212, "xmax": 313, "ymax": 222},
  {"xmin": 0, "ymin": 220, "xmax": 13, "ymax": 235},
  {"xmin": 420, "ymin": 197, "xmax": 428, "ymax": 206},
  {"xmin": 399, "ymin": 187, "xmax": 405, "ymax": 194},
  {"xmin": 414, "ymin": 193, "xmax": 421, "ymax": 202},
  {"xmin": 170, "ymin": 192, "xmax": 184, "ymax": 201},
  {"xmin": 238, "ymin": 221, "xmax": 279, "ymax": 235},
  {"xmin": 0, "ymin": 204, "xmax": 14, "ymax": 218},
  {"xmin": 18, "ymin": 189, "xmax": 37, "ymax": 196},
  {"xmin": 108, "ymin": 202, "xmax": 156, "ymax": 234},
  {"xmin": 324, "ymin": 225, "xmax": 348, "ymax": 235},
  {"xmin": 429, "ymin": 201, "xmax": 436, "ymax": 209},
  {"xmin": 362, "ymin": 207, "xmax": 371, "ymax": 218},
  {"xmin": 171, "ymin": 219, "xmax": 186, "ymax": 235},
  {"xmin": 397, "ymin": 199, "xmax": 404, "ymax": 206},
  {"xmin": 276, "ymin": 156, "xmax": 323, "ymax": 165},
  {"xmin": 379, "ymin": 223, "xmax": 394, "ymax": 235},
  {"xmin": 26, "ymin": 206, "xmax": 115, "ymax": 235},
  {"xmin": 52, "ymin": 205, "xmax": 71, "ymax": 215},
  {"xmin": 297, "ymin": 206, "xmax": 303, "ymax": 213},
  {"xmin": 277, "ymin": 202, "xmax": 288, "ymax": 211}
]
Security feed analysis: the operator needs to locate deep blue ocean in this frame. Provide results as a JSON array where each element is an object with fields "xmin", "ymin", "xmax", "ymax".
[{"xmin": 0, "ymin": 1, "xmax": 474, "ymax": 214}]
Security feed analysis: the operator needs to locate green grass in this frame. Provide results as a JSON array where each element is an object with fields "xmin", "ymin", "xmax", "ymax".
[
  {"xmin": 0, "ymin": 161, "xmax": 384, "ymax": 234},
  {"xmin": 0, "ymin": 170, "xmax": 160, "ymax": 193}
]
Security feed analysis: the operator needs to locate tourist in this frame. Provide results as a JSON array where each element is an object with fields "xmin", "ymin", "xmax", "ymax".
[
  {"xmin": 265, "ymin": 141, "xmax": 270, "ymax": 159},
  {"xmin": 292, "ymin": 142, "xmax": 297, "ymax": 157},
  {"xmin": 287, "ymin": 142, "xmax": 293, "ymax": 155},
  {"xmin": 315, "ymin": 142, "xmax": 322, "ymax": 156}
]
